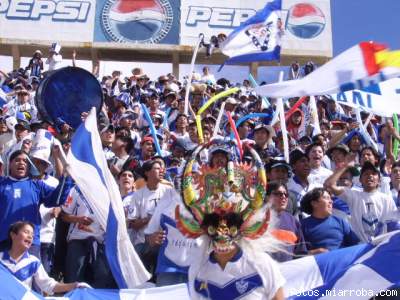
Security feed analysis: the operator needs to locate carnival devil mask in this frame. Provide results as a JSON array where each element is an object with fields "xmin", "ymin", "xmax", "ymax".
[{"xmin": 175, "ymin": 142, "xmax": 271, "ymax": 252}]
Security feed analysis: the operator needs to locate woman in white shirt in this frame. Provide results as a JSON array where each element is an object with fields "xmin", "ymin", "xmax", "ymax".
[{"xmin": 0, "ymin": 221, "xmax": 89, "ymax": 295}]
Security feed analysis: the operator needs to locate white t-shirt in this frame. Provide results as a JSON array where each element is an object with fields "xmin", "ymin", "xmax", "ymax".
[
  {"xmin": 340, "ymin": 188, "xmax": 398, "ymax": 242},
  {"xmin": 190, "ymin": 250, "xmax": 285, "ymax": 300},
  {"xmin": 45, "ymin": 54, "xmax": 63, "ymax": 71},
  {"xmin": 144, "ymin": 194, "xmax": 204, "ymax": 274},
  {"xmin": 62, "ymin": 186, "xmax": 104, "ymax": 243},
  {"xmin": 308, "ymin": 166, "xmax": 333, "ymax": 186},
  {"xmin": 127, "ymin": 184, "xmax": 178, "ymax": 245},
  {"xmin": 39, "ymin": 175, "xmax": 59, "ymax": 244}
]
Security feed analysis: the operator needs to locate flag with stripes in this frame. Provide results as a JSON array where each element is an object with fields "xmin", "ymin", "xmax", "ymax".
[{"xmin": 66, "ymin": 107, "xmax": 151, "ymax": 288}]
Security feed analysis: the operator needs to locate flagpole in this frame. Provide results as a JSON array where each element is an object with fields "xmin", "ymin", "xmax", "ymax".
[
  {"xmin": 184, "ymin": 34, "xmax": 204, "ymax": 116},
  {"xmin": 277, "ymin": 71, "xmax": 289, "ymax": 163}
]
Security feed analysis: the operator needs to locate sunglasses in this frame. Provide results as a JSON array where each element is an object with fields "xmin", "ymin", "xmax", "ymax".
[{"xmin": 272, "ymin": 191, "xmax": 288, "ymax": 198}]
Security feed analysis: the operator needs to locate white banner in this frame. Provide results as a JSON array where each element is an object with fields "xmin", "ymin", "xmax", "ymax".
[
  {"xmin": 180, "ymin": 0, "xmax": 264, "ymax": 46},
  {"xmin": 0, "ymin": 0, "xmax": 96, "ymax": 42},
  {"xmin": 180, "ymin": 0, "xmax": 332, "ymax": 57},
  {"xmin": 330, "ymin": 78, "xmax": 400, "ymax": 117}
]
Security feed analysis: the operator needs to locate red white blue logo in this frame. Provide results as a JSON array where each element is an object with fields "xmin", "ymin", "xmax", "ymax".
[
  {"xmin": 101, "ymin": 0, "xmax": 173, "ymax": 43},
  {"xmin": 286, "ymin": 3, "xmax": 325, "ymax": 39}
]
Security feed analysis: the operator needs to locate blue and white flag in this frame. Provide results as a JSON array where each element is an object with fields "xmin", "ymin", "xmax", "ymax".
[
  {"xmin": 220, "ymin": 0, "xmax": 283, "ymax": 64},
  {"xmin": 66, "ymin": 108, "xmax": 151, "ymax": 288},
  {"xmin": 281, "ymin": 231, "xmax": 400, "ymax": 299},
  {"xmin": 0, "ymin": 261, "xmax": 189, "ymax": 300}
]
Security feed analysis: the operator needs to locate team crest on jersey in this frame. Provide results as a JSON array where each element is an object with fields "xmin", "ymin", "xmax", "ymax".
[
  {"xmin": 13, "ymin": 189, "xmax": 21, "ymax": 199},
  {"xmin": 235, "ymin": 279, "xmax": 249, "ymax": 294},
  {"xmin": 101, "ymin": 0, "xmax": 174, "ymax": 43}
]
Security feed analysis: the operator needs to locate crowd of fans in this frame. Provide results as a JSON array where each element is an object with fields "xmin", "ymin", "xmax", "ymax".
[{"xmin": 0, "ymin": 46, "xmax": 399, "ymax": 296}]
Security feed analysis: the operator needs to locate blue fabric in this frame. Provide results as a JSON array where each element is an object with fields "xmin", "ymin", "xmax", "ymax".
[
  {"xmin": 156, "ymin": 214, "xmax": 189, "ymax": 275},
  {"xmin": 0, "ymin": 176, "xmax": 72, "ymax": 245},
  {"xmin": 301, "ymin": 215, "xmax": 360, "ymax": 250},
  {"xmin": 222, "ymin": 0, "xmax": 282, "ymax": 65},
  {"xmin": 194, "ymin": 273, "xmax": 263, "ymax": 300}
]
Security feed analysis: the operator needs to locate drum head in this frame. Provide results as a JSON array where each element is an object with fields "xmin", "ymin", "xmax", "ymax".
[{"xmin": 35, "ymin": 67, "xmax": 103, "ymax": 129}]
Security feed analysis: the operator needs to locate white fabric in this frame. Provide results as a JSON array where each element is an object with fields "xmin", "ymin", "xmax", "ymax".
[
  {"xmin": 66, "ymin": 108, "xmax": 151, "ymax": 287},
  {"xmin": 127, "ymin": 184, "xmax": 177, "ymax": 245},
  {"xmin": 255, "ymin": 43, "xmax": 400, "ymax": 98},
  {"xmin": 340, "ymin": 188, "xmax": 398, "ymax": 242},
  {"xmin": 39, "ymin": 175, "xmax": 59, "ymax": 244},
  {"xmin": 61, "ymin": 186, "xmax": 105, "ymax": 243},
  {"xmin": 189, "ymin": 250, "xmax": 285, "ymax": 300},
  {"xmin": 0, "ymin": 251, "xmax": 57, "ymax": 295},
  {"xmin": 308, "ymin": 167, "xmax": 333, "ymax": 187}
]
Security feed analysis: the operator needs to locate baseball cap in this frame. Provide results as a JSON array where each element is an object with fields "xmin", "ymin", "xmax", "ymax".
[
  {"xmin": 326, "ymin": 144, "xmax": 350, "ymax": 160},
  {"xmin": 99, "ymin": 124, "xmax": 114, "ymax": 134},
  {"xmin": 141, "ymin": 136, "xmax": 154, "ymax": 145},
  {"xmin": 360, "ymin": 161, "xmax": 380, "ymax": 177}
]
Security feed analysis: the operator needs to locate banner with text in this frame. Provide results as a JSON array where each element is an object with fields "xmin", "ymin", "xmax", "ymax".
[
  {"xmin": 0, "ymin": 0, "xmax": 96, "ymax": 42},
  {"xmin": 330, "ymin": 78, "xmax": 400, "ymax": 117},
  {"xmin": 180, "ymin": 0, "xmax": 332, "ymax": 57}
]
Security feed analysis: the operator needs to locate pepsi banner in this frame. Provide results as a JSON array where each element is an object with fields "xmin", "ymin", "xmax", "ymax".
[
  {"xmin": 0, "ymin": 0, "xmax": 96, "ymax": 42},
  {"xmin": 181, "ymin": 0, "xmax": 332, "ymax": 57},
  {"xmin": 281, "ymin": 0, "xmax": 332, "ymax": 57},
  {"xmin": 93, "ymin": 0, "xmax": 180, "ymax": 44}
]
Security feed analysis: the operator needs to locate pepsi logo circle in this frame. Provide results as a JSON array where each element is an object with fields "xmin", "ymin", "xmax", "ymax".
[
  {"xmin": 101, "ymin": 0, "xmax": 174, "ymax": 43},
  {"xmin": 286, "ymin": 3, "xmax": 325, "ymax": 39}
]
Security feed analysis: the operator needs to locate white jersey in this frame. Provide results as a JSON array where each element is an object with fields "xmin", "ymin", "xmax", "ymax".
[
  {"xmin": 340, "ymin": 188, "xmax": 398, "ymax": 242},
  {"xmin": 0, "ymin": 251, "xmax": 57, "ymax": 295},
  {"xmin": 62, "ymin": 186, "xmax": 104, "ymax": 243},
  {"xmin": 190, "ymin": 250, "xmax": 285, "ymax": 300},
  {"xmin": 308, "ymin": 166, "xmax": 332, "ymax": 186},
  {"xmin": 39, "ymin": 175, "xmax": 59, "ymax": 244},
  {"xmin": 127, "ymin": 184, "xmax": 177, "ymax": 245},
  {"xmin": 144, "ymin": 195, "xmax": 203, "ymax": 274}
]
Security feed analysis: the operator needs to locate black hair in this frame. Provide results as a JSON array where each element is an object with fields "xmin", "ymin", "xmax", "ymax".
[
  {"xmin": 116, "ymin": 135, "xmax": 135, "ymax": 154},
  {"xmin": 6, "ymin": 221, "xmax": 34, "ymax": 250},
  {"xmin": 201, "ymin": 212, "xmax": 243, "ymax": 233},
  {"xmin": 9, "ymin": 150, "xmax": 28, "ymax": 163},
  {"xmin": 140, "ymin": 160, "xmax": 162, "ymax": 181},
  {"xmin": 305, "ymin": 142, "xmax": 325, "ymax": 158},
  {"xmin": 360, "ymin": 146, "xmax": 380, "ymax": 166},
  {"xmin": 266, "ymin": 181, "xmax": 288, "ymax": 196},
  {"xmin": 300, "ymin": 187, "xmax": 327, "ymax": 215},
  {"xmin": 391, "ymin": 161, "xmax": 400, "ymax": 170},
  {"xmin": 117, "ymin": 169, "xmax": 135, "ymax": 180}
]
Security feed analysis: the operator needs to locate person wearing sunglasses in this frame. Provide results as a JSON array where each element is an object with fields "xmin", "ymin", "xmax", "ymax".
[
  {"xmin": 267, "ymin": 182, "xmax": 307, "ymax": 262},
  {"xmin": 300, "ymin": 188, "xmax": 359, "ymax": 255}
]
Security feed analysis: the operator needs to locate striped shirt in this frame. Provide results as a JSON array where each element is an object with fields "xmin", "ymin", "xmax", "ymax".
[{"xmin": 0, "ymin": 251, "xmax": 57, "ymax": 295}]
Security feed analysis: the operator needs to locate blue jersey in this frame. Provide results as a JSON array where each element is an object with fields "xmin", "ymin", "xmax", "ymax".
[
  {"xmin": 0, "ymin": 176, "xmax": 73, "ymax": 245},
  {"xmin": 301, "ymin": 215, "xmax": 360, "ymax": 250}
]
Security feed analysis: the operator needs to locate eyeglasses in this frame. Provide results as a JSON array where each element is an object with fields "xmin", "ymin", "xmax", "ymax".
[{"xmin": 272, "ymin": 191, "xmax": 288, "ymax": 198}]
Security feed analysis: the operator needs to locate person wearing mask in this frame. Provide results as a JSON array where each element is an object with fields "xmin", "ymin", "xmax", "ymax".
[{"xmin": 300, "ymin": 188, "xmax": 359, "ymax": 254}]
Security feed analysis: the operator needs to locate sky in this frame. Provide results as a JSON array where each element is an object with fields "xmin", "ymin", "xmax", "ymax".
[
  {"xmin": 1, "ymin": 0, "xmax": 399, "ymax": 83},
  {"xmin": 332, "ymin": 0, "xmax": 400, "ymax": 55}
]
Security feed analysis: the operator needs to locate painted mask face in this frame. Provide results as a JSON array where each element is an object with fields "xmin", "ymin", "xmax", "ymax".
[{"xmin": 202, "ymin": 213, "xmax": 243, "ymax": 253}]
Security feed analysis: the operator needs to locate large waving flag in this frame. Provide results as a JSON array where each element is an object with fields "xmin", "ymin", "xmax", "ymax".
[
  {"xmin": 66, "ymin": 108, "xmax": 151, "ymax": 288},
  {"xmin": 281, "ymin": 231, "xmax": 400, "ymax": 299},
  {"xmin": 220, "ymin": 0, "xmax": 283, "ymax": 64},
  {"xmin": 255, "ymin": 42, "xmax": 400, "ymax": 98}
]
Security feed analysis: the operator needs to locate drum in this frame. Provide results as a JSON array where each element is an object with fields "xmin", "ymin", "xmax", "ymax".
[{"xmin": 35, "ymin": 67, "xmax": 103, "ymax": 129}]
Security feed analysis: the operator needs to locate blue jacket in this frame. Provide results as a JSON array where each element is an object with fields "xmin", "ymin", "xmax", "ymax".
[{"xmin": 0, "ymin": 176, "xmax": 73, "ymax": 245}]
